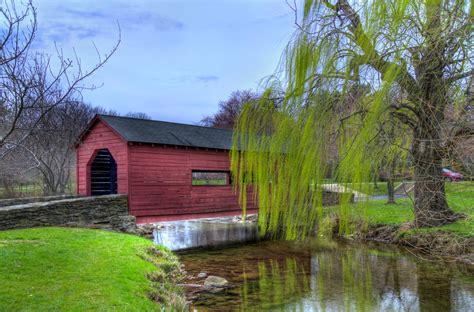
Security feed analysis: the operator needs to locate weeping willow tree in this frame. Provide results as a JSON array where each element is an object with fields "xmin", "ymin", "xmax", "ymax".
[{"xmin": 231, "ymin": 0, "xmax": 473, "ymax": 239}]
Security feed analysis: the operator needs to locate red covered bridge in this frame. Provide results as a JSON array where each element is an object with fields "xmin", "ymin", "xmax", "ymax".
[{"xmin": 76, "ymin": 114, "xmax": 256, "ymax": 223}]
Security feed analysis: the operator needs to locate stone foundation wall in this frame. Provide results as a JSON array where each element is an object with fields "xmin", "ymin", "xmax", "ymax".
[{"xmin": 0, "ymin": 195, "xmax": 136, "ymax": 233}]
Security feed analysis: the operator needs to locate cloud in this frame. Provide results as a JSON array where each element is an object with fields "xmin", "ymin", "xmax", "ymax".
[
  {"xmin": 34, "ymin": 22, "xmax": 101, "ymax": 46},
  {"xmin": 196, "ymin": 75, "xmax": 219, "ymax": 83},
  {"xmin": 34, "ymin": 3, "xmax": 184, "ymax": 48},
  {"xmin": 55, "ymin": 4, "xmax": 184, "ymax": 32},
  {"xmin": 252, "ymin": 13, "xmax": 292, "ymax": 24},
  {"xmin": 62, "ymin": 7, "xmax": 109, "ymax": 19},
  {"xmin": 152, "ymin": 74, "xmax": 219, "ymax": 86},
  {"xmin": 122, "ymin": 12, "xmax": 184, "ymax": 31},
  {"xmin": 61, "ymin": 24, "xmax": 100, "ymax": 39}
]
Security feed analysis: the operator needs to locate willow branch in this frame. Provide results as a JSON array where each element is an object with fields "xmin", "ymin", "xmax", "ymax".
[{"xmin": 329, "ymin": 0, "xmax": 420, "ymax": 98}]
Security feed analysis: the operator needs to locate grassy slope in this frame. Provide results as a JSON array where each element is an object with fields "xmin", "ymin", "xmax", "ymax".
[
  {"xmin": 0, "ymin": 227, "xmax": 179, "ymax": 311},
  {"xmin": 345, "ymin": 182, "xmax": 473, "ymax": 237}
]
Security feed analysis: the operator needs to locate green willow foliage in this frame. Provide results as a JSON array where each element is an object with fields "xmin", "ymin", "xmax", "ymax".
[{"xmin": 231, "ymin": 0, "xmax": 472, "ymax": 239}]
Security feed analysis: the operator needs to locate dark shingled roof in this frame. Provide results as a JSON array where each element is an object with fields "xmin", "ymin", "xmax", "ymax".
[{"xmin": 98, "ymin": 114, "xmax": 234, "ymax": 150}]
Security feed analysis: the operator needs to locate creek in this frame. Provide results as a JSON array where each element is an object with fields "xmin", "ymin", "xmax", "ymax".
[{"xmin": 153, "ymin": 219, "xmax": 474, "ymax": 311}]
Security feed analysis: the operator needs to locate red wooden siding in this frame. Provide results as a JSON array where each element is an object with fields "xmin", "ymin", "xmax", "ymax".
[
  {"xmin": 76, "ymin": 120, "xmax": 129, "ymax": 197},
  {"xmin": 76, "ymin": 118, "xmax": 256, "ymax": 222},
  {"xmin": 128, "ymin": 145, "xmax": 256, "ymax": 223}
]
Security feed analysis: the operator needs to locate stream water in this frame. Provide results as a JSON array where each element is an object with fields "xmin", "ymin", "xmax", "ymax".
[
  {"xmin": 152, "ymin": 219, "xmax": 473, "ymax": 311},
  {"xmin": 178, "ymin": 239, "xmax": 474, "ymax": 311}
]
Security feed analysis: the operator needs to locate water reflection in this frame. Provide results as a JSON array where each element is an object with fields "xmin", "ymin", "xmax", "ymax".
[{"xmin": 179, "ymin": 239, "xmax": 474, "ymax": 311}]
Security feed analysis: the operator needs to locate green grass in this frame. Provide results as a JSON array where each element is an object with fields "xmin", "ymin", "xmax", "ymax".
[
  {"xmin": 0, "ymin": 227, "xmax": 183, "ymax": 311},
  {"xmin": 367, "ymin": 181, "xmax": 402, "ymax": 196},
  {"xmin": 341, "ymin": 182, "xmax": 474, "ymax": 237},
  {"xmin": 0, "ymin": 180, "xmax": 76, "ymax": 199},
  {"xmin": 342, "ymin": 181, "xmax": 402, "ymax": 196},
  {"xmin": 0, "ymin": 184, "xmax": 43, "ymax": 199},
  {"xmin": 321, "ymin": 181, "xmax": 404, "ymax": 196}
]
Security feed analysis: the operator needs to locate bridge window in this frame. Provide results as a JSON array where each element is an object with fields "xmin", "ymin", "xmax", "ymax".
[{"xmin": 192, "ymin": 171, "xmax": 230, "ymax": 186}]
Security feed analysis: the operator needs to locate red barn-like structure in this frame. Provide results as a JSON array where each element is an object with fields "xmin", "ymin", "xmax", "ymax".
[{"xmin": 76, "ymin": 114, "xmax": 256, "ymax": 223}]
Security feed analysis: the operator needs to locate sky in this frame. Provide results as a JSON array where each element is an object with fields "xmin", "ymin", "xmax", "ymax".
[{"xmin": 33, "ymin": 0, "xmax": 296, "ymax": 124}]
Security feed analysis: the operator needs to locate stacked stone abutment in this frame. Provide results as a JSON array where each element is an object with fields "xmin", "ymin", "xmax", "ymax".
[{"xmin": 0, "ymin": 195, "xmax": 136, "ymax": 233}]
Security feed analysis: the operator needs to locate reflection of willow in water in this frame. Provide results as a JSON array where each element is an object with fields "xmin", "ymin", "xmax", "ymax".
[
  {"xmin": 308, "ymin": 251, "xmax": 377, "ymax": 312},
  {"xmin": 238, "ymin": 250, "xmax": 382, "ymax": 311},
  {"xmin": 183, "ymin": 240, "xmax": 474, "ymax": 311},
  {"xmin": 238, "ymin": 245, "xmax": 422, "ymax": 311},
  {"xmin": 240, "ymin": 258, "xmax": 310, "ymax": 311},
  {"xmin": 343, "ymin": 253, "xmax": 373, "ymax": 312},
  {"xmin": 310, "ymin": 246, "xmax": 420, "ymax": 311}
]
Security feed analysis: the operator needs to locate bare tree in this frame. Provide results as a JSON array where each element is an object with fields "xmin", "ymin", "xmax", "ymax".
[
  {"xmin": 26, "ymin": 100, "xmax": 98, "ymax": 195},
  {"xmin": 0, "ymin": 145, "xmax": 38, "ymax": 198},
  {"xmin": 125, "ymin": 112, "xmax": 151, "ymax": 119},
  {"xmin": 0, "ymin": 0, "xmax": 120, "ymax": 159},
  {"xmin": 201, "ymin": 90, "xmax": 260, "ymax": 129}
]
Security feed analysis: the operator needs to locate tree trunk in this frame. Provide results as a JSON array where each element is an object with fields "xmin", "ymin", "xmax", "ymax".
[
  {"xmin": 412, "ymin": 123, "xmax": 458, "ymax": 227},
  {"xmin": 373, "ymin": 173, "xmax": 379, "ymax": 190},
  {"xmin": 42, "ymin": 175, "xmax": 55, "ymax": 196},
  {"xmin": 409, "ymin": 0, "xmax": 466, "ymax": 228},
  {"xmin": 386, "ymin": 159, "xmax": 396, "ymax": 204},
  {"xmin": 386, "ymin": 179, "xmax": 395, "ymax": 204}
]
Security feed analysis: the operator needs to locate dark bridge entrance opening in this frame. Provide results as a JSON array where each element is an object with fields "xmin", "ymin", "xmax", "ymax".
[{"xmin": 90, "ymin": 149, "xmax": 117, "ymax": 196}]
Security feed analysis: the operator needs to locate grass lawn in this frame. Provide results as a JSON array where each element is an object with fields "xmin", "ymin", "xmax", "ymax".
[
  {"xmin": 341, "ymin": 181, "xmax": 474, "ymax": 237},
  {"xmin": 322, "ymin": 180, "xmax": 403, "ymax": 196},
  {"xmin": 367, "ymin": 181, "xmax": 402, "ymax": 196},
  {"xmin": 0, "ymin": 184, "xmax": 43, "ymax": 199},
  {"xmin": 0, "ymin": 227, "xmax": 183, "ymax": 311}
]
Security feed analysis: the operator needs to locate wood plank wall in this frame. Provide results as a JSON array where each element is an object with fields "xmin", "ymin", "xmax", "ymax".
[{"xmin": 129, "ymin": 145, "xmax": 255, "ymax": 222}]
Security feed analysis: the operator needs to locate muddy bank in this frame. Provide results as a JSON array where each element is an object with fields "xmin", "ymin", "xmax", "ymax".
[
  {"xmin": 332, "ymin": 219, "xmax": 474, "ymax": 266},
  {"xmin": 141, "ymin": 246, "xmax": 187, "ymax": 310}
]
